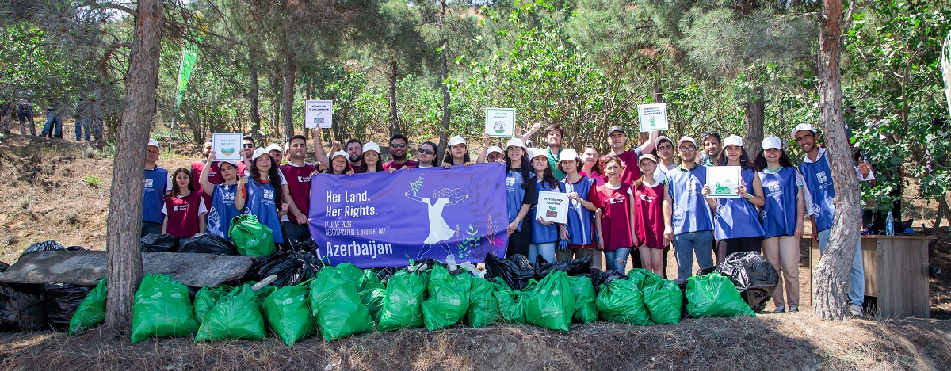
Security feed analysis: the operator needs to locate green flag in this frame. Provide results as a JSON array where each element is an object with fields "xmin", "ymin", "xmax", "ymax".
[{"xmin": 175, "ymin": 43, "xmax": 198, "ymax": 109}]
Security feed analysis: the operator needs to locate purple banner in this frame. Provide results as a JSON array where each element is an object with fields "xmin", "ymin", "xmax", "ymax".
[{"xmin": 308, "ymin": 163, "xmax": 509, "ymax": 268}]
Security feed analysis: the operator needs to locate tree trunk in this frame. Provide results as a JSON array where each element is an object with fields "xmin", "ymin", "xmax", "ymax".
[
  {"xmin": 388, "ymin": 60, "xmax": 400, "ymax": 137},
  {"xmin": 744, "ymin": 85, "xmax": 765, "ymax": 157},
  {"xmin": 249, "ymin": 49, "xmax": 261, "ymax": 138},
  {"xmin": 105, "ymin": 0, "xmax": 163, "ymax": 335},
  {"xmin": 813, "ymin": 0, "xmax": 861, "ymax": 321},
  {"xmin": 438, "ymin": 0, "xmax": 449, "ymax": 157},
  {"xmin": 281, "ymin": 46, "xmax": 297, "ymax": 144}
]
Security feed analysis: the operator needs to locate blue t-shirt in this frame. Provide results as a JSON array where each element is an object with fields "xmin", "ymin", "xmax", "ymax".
[
  {"xmin": 505, "ymin": 169, "xmax": 538, "ymax": 231},
  {"xmin": 530, "ymin": 179, "xmax": 562, "ymax": 244},
  {"xmin": 244, "ymin": 177, "xmax": 285, "ymax": 244},
  {"xmin": 714, "ymin": 168, "xmax": 766, "ymax": 240},
  {"xmin": 562, "ymin": 175, "xmax": 596, "ymax": 245},
  {"xmin": 799, "ymin": 151, "xmax": 836, "ymax": 232},
  {"xmin": 758, "ymin": 167, "xmax": 802, "ymax": 238},
  {"xmin": 142, "ymin": 167, "xmax": 169, "ymax": 224},
  {"xmin": 666, "ymin": 164, "xmax": 713, "ymax": 235},
  {"xmin": 206, "ymin": 183, "xmax": 240, "ymax": 240}
]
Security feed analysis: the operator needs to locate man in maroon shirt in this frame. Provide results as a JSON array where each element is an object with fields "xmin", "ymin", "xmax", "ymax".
[
  {"xmin": 383, "ymin": 133, "xmax": 418, "ymax": 171},
  {"xmin": 600, "ymin": 125, "xmax": 660, "ymax": 185},
  {"xmin": 280, "ymin": 135, "xmax": 317, "ymax": 243}
]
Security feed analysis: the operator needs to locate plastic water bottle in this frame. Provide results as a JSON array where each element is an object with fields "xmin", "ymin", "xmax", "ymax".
[{"xmin": 885, "ymin": 211, "xmax": 895, "ymax": 236}]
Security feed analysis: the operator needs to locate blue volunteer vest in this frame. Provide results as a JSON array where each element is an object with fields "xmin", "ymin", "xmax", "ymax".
[
  {"xmin": 798, "ymin": 154, "xmax": 836, "ymax": 232},
  {"xmin": 562, "ymin": 176, "xmax": 596, "ymax": 245},
  {"xmin": 243, "ymin": 177, "xmax": 285, "ymax": 244},
  {"xmin": 667, "ymin": 164, "xmax": 713, "ymax": 235},
  {"xmin": 206, "ymin": 183, "xmax": 240, "ymax": 239},
  {"xmin": 142, "ymin": 167, "xmax": 168, "ymax": 223},
  {"xmin": 759, "ymin": 167, "xmax": 799, "ymax": 238},
  {"xmin": 714, "ymin": 168, "xmax": 766, "ymax": 240},
  {"xmin": 506, "ymin": 170, "xmax": 534, "ymax": 231},
  {"xmin": 530, "ymin": 179, "xmax": 562, "ymax": 244}
]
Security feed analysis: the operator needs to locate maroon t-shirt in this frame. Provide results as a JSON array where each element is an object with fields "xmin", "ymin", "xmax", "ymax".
[
  {"xmin": 192, "ymin": 160, "xmax": 246, "ymax": 207},
  {"xmin": 593, "ymin": 183, "xmax": 634, "ymax": 251},
  {"xmin": 280, "ymin": 163, "xmax": 317, "ymax": 224},
  {"xmin": 383, "ymin": 160, "xmax": 418, "ymax": 171},
  {"xmin": 634, "ymin": 182, "xmax": 665, "ymax": 249},
  {"xmin": 164, "ymin": 192, "xmax": 203, "ymax": 238},
  {"xmin": 600, "ymin": 150, "xmax": 642, "ymax": 186}
]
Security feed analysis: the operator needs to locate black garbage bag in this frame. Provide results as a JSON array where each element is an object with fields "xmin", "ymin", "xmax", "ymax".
[
  {"xmin": 179, "ymin": 233, "xmax": 238, "ymax": 255},
  {"xmin": 21, "ymin": 240, "xmax": 65, "ymax": 256},
  {"xmin": 535, "ymin": 255, "xmax": 593, "ymax": 278},
  {"xmin": 44, "ymin": 282, "xmax": 92, "ymax": 330},
  {"xmin": 695, "ymin": 266, "xmax": 717, "ymax": 276},
  {"xmin": 715, "ymin": 252, "xmax": 779, "ymax": 312},
  {"xmin": 581, "ymin": 268, "xmax": 627, "ymax": 294},
  {"xmin": 373, "ymin": 266, "xmax": 402, "ymax": 284},
  {"xmin": 0, "ymin": 283, "xmax": 46, "ymax": 331},
  {"xmin": 484, "ymin": 254, "xmax": 536, "ymax": 290},
  {"xmin": 141, "ymin": 233, "xmax": 179, "ymax": 252},
  {"xmin": 287, "ymin": 239, "xmax": 319, "ymax": 253},
  {"xmin": 0, "ymin": 261, "xmax": 9, "ymax": 273},
  {"xmin": 243, "ymin": 250, "xmax": 321, "ymax": 286},
  {"xmin": 66, "ymin": 246, "xmax": 89, "ymax": 252}
]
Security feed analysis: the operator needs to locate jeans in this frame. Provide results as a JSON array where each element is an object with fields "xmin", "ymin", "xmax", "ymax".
[
  {"xmin": 817, "ymin": 228, "xmax": 865, "ymax": 306},
  {"xmin": 528, "ymin": 242, "xmax": 557, "ymax": 265},
  {"xmin": 43, "ymin": 113, "xmax": 62, "ymax": 137},
  {"xmin": 75, "ymin": 119, "xmax": 91, "ymax": 141},
  {"xmin": 673, "ymin": 231, "xmax": 715, "ymax": 280},
  {"xmin": 604, "ymin": 247, "xmax": 631, "ymax": 273}
]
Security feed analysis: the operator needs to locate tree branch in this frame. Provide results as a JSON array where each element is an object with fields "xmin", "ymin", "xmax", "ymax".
[{"xmin": 81, "ymin": 0, "xmax": 137, "ymax": 17}]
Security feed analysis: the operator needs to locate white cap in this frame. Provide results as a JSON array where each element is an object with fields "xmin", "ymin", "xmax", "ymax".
[
  {"xmin": 487, "ymin": 146, "xmax": 503, "ymax": 155},
  {"xmin": 331, "ymin": 150, "xmax": 348, "ymax": 160},
  {"xmin": 638, "ymin": 153, "xmax": 657, "ymax": 163},
  {"xmin": 252, "ymin": 148, "xmax": 268, "ymax": 160},
  {"xmin": 792, "ymin": 123, "xmax": 816, "ymax": 139},
  {"xmin": 505, "ymin": 137, "xmax": 525, "ymax": 149},
  {"xmin": 147, "ymin": 138, "xmax": 158, "ymax": 147},
  {"xmin": 448, "ymin": 135, "xmax": 466, "ymax": 146},
  {"xmin": 723, "ymin": 135, "xmax": 743, "ymax": 148},
  {"xmin": 762, "ymin": 136, "xmax": 783, "ymax": 150},
  {"xmin": 558, "ymin": 148, "xmax": 578, "ymax": 162},
  {"xmin": 218, "ymin": 160, "xmax": 239, "ymax": 168},
  {"xmin": 362, "ymin": 141, "xmax": 381, "ymax": 154},
  {"xmin": 265, "ymin": 144, "xmax": 282, "ymax": 153},
  {"xmin": 678, "ymin": 136, "xmax": 697, "ymax": 148},
  {"xmin": 528, "ymin": 148, "xmax": 547, "ymax": 159},
  {"xmin": 655, "ymin": 136, "xmax": 673, "ymax": 148}
]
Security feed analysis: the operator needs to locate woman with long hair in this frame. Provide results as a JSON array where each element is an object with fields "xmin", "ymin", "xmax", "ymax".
[
  {"xmin": 556, "ymin": 149, "xmax": 602, "ymax": 269},
  {"xmin": 504, "ymin": 137, "xmax": 537, "ymax": 258},
  {"xmin": 580, "ymin": 144, "xmax": 605, "ymax": 187},
  {"xmin": 325, "ymin": 150, "xmax": 354, "ymax": 175},
  {"xmin": 527, "ymin": 148, "xmax": 567, "ymax": 264},
  {"xmin": 754, "ymin": 136, "xmax": 805, "ymax": 313},
  {"xmin": 199, "ymin": 152, "xmax": 240, "ymax": 239},
  {"xmin": 593, "ymin": 157, "xmax": 635, "ymax": 273},
  {"xmin": 358, "ymin": 142, "xmax": 385, "ymax": 173},
  {"xmin": 235, "ymin": 149, "xmax": 285, "ymax": 245},
  {"xmin": 162, "ymin": 167, "xmax": 207, "ymax": 240},
  {"xmin": 442, "ymin": 135, "xmax": 472, "ymax": 167},
  {"xmin": 416, "ymin": 141, "xmax": 438, "ymax": 168},
  {"xmin": 702, "ymin": 135, "xmax": 766, "ymax": 264}
]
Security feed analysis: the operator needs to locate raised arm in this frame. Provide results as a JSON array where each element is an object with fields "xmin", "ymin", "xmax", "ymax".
[
  {"xmin": 199, "ymin": 152, "xmax": 216, "ymax": 196},
  {"xmin": 477, "ymin": 132, "xmax": 490, "ymax": 164},
  {"xmin": 235, "ymin": 176, "xmax": 248, "ymax": 210},
  {"xmin": 519, "ymin": 121, "xmax": 542, "ymax": 143},
  {"xmin": 312, "ymin": 128, "xmax": 331, "ymax": 168}
]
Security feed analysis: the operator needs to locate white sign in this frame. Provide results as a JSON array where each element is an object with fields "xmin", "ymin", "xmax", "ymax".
[
  {"xmin": 637, "ymin": 103, "xmax": 669, "ymax": 131},
  {"xmin": 305, "ymin": 100, "xmax": 333, "ymax": 129},
  {"xmin": 212, "ymin": 133, "xmax": 243, "ymax": 161},
  {"xmin": 538, "ymin": 191, "xmax": 569, "ymax": 224},
  {"xmin": 706, "ymin": 166, "xmax": 742, "ymax": 198},
  {"xmin": 485, "ymin": 108, "xmax": 516, "ymax": 138}
]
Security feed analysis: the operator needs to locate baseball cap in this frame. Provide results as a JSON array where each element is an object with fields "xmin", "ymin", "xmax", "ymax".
[
  {"xmin": 252, "ymin": 148, "xmax": 268, "ymax": 160},
  {"xmin": 505, "ymin": 137, "xmax": 525, "ymax": 149},
  {"xmin": 487, "ymin": 146, "xmax": 503, "ymax": 155},
  {"xmin": 218, "ymin": 160, "xmax": 239, "ymax": 168},
  {"xmin": 362, "ymin": 141, "xmax": 381, "ymax": 154},
  {"xmin": 448, "ymin": 135, "xmax": 466, "ymax": 146},
  {"xmin": 331, "ymin": 150, "xmax": 348, "ymax": 160},
  {"xmin": 762, "ymin": 136, "xmax": 783, "ymax": 150},
  {"xmin": 559, "ymin": 148, "xmax": 579, "ymax": 162},
  {"xmin": 638, "ymin": 153, "xmax": 658, "ymax": 163},
  {"xmin": 265, "ymin": 144, "xmax": 282, "ymax": 153},
  {"xmin": 723, "ymin": 135, "xmax": 744, "ymax": 148},
  {"xmin": 147, "ymin": 138, "xmax": 158, "ymax": 147},
  {"xmin": 608, "ymin": 126, "xmax": 625, "ymax": 135},
  {"xmin": 792, "ymin": 123, "xmax": 816, "ymax": 139},
  {"xmin": 655, "ymin": 136, "xmax": 673, "ymax": 148},
  {"xmin": 528, "ymin": 148, "xmax": 547, "ymax": 159},
  {"xmin": 678, "ymin": 136, "xmax": 697, "ymax": 148}
]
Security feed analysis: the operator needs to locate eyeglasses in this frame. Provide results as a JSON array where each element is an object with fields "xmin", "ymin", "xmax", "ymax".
[
  {"xmin": 679, "ymin": 145, "xmax": 697, "ymax": 151},
  {"xmin": 242, "ymin": 144, "xmax": 255, "ymax": 148},
  {"xmin": 391, "ymin": 143, "xmax": 406, "ymax": 148},
  {"xmin": 418, "ymin": 148, "xmax": 434, "ymax": 155}
]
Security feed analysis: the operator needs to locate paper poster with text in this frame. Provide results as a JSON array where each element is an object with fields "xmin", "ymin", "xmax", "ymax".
[
  {"xmin": 305, "ymin": 100, "xmax": 333, "ymax": 129},
  {"xmin": 706, "ymin": 166, "xmax": 742, "ymax": 198},
  {"xmin": 537, "ymin": 191, "xmax": 569, "ymax": 224},
  {"xmin": 637, "ymin": 103, "xmax": 669, "ymax": 131},
  {"xmin": 485, "ymin": 108, "xmax": 516, "ymax": 138},
  {"xmin": 212, "ymin": 133, "xmax": 243, "ymax": 161}
]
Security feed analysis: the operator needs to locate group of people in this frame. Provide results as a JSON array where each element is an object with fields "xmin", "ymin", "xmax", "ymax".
[{"xmin": 141, "ymin": 122, "xmax": 869, "ymax": 315}]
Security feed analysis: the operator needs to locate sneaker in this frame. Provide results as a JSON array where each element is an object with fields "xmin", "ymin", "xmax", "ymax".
[
  {"xmin": 772, "ymin": 305, "xmax": 786, "ymax": 313},
  {"xmin": 788, "ymin": 306, "xmax": 799, "ymax": 313},
  {"xmin": 849, "ymin": 304, "xmax": 863, "ymax": 317}
]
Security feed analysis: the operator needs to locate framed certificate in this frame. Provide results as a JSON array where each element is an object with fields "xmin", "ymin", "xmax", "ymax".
[{"xmin": 706, "ymin": 166, "xmax": 742, "ymax": 198}]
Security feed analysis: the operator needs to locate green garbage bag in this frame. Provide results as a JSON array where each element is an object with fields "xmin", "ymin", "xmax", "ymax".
[
  {"xmin": 130, "ymin": 274, "xmax": 200, "ymax": 343},
  {"xmin": 377, "ymin": 270, "xmax": 426, "ymax": 331},
  {"xmin": 524, "ymin": 271, "xmax": 575, "ymax": 331},
  {"xmin": 359, "ymin": 288, "xmax": 385, "ymax": 323},
  {"xmin": 361, "ymin": 270, "xmax": 385, "ymax": 291},
  {"xmin": 421, "ymin": 265, "xmax": 471, "ymax": 331},
  {"xmin": 492, "ymin": 278, "xmax": 532, "ymax": 324},
  {"xmin": 596, "ymin": 279, "xmax": 652, "ymax": 325},
  {"xmin": 263, "ymin": 285, "xmax": 316, "ymax": 346},
  {"xmin": 228, "ymin": 214, "xmax": 276, "ymax": 256},
  {"xmin": 686, "ymin": 273, "xmax": 755, "ymax": 318},
  {"xmin": 195, "ymin": 285, "xmax": 266, "ymax": 341},
  {"xmin": 466, "ymin": 277, "xmax": 498, "ymax": 328},
  {"xmin": 193, "ymin": 286, "xmax": 230, "ymax": 323},
  {"xmin": 627, "ymin": 268, "xmax": 663, "ymax": 289},
  {"xmin": 309, "ymin": 267, "xmax": 373, "ymax": 341},
  {"xmin": 335, "ymin": 263, "xmax": 363, "ymax": 286},
  {"xmin": 566, "ymin": 276, "xmax": 598, "ymax": 323},
  {"xmin": 253, "ymin": 285, "xmax": 276, "ymax": 304},
  {"xmin": 68, "ymin": 277, "xmax": 107, "ymax": 335},
  {"xmin": 643, "ymin": 280, "xmax": 683, "ymax": 324}
]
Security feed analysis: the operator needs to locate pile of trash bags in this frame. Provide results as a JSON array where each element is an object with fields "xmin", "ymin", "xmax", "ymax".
[{"xmin": 59, "ymin": 253, "xmax": 755, "ymax": 345}]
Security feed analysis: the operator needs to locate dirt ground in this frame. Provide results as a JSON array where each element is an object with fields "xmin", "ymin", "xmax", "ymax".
[{"xmin": 1, "ymin": 132, "xmax": 951, "ymax": 370}]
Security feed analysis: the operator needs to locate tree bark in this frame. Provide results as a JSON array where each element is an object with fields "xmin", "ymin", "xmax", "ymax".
[
  {"xmin": 438, "ymin": 0, "xmax": 449, "ymax": 158},
  {"xmin": 388, "ymin": 60, "xmax": 400, "ymax": 137},
  {"xmin": 744, "ymin": 85, "xmax": 765, "ymax": 157},
  {"xmin": 813, "ymin": 0, "xmax": 861, "ymax": 321},
  {"xmin": 281, "ymin": 45, "xmax": 297, "ymax": 144},
  {"xmin": 105, "ymin": 0, "xmax": 163, "ymax": 335},
  {"xmin": 248, "ymin": 48, "xmax": 261, "ymax": 138}
]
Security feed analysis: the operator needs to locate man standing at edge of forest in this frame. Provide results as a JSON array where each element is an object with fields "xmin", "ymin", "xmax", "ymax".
[
  {"xmin": 699, "ymin": 131, "xmax": 722, "ymax": 167},
  {"xmin": 522, "ymin": 122, "xmax": 568, "ymax": 180},
  {"xmin": 794, "ymin": 123, "xmax": 866, "ymax": 316},
  {"xmin": 601, "ymin": 126, "xmax": 660, "ymax": 185},
  {"xmin": 280, "ymin": 135, "xmax": 316, "ymax": 243},
  {"xmin": 383, "ymin": 133, "xmax": 418, "ymax": 171},
  {"xmin": 663, "ymin": 136, "xmax": 715, "ymax": 280},
  {"xmin": 142, "ymin": 138, "xmax": 171, "ymax": 237}
]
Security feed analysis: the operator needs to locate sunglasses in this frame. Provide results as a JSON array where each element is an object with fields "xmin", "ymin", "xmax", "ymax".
[
  {"xmin": 418, "ymin": 148, "xmax": 434, "ymax": 155},
  {"xmin": 391, "ymin": 143, "xmax": 406, "ymax": 148},
  {"xmin": 243, "ymin": 144, "xmax": 255, "ymax": 148}
]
